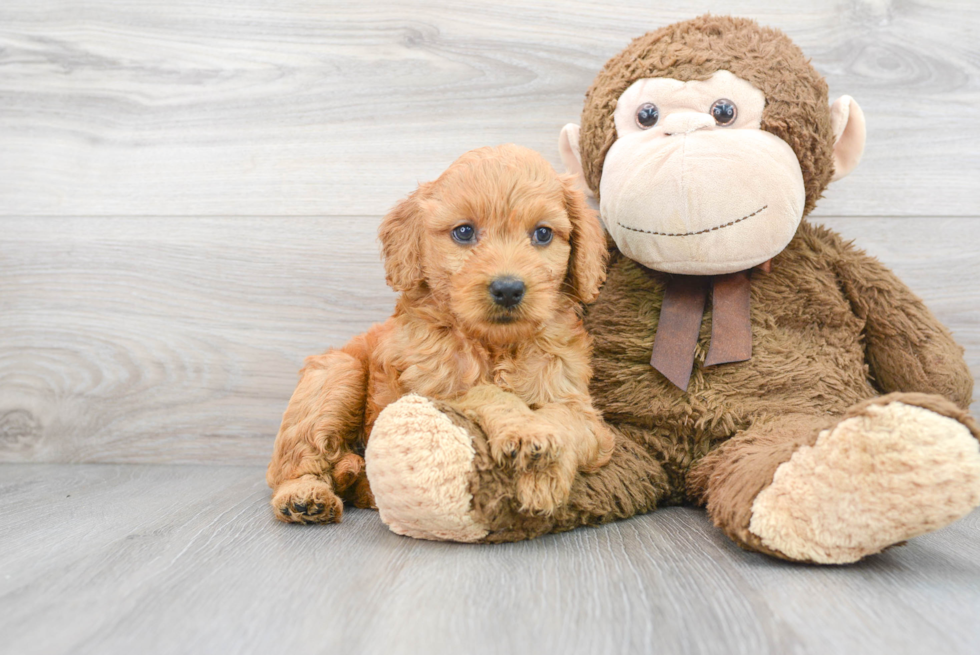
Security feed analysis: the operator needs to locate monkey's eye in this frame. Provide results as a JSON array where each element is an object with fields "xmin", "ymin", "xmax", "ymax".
[
  {"xmin": 710, "ymin": 99, "xmax": 737, "ymax": 126},
  {"xmin": 531, "ymin": 226, "xmax": 553, "ymax": 245},
  {"xmin": 635, "ymin": 103, "xmax": 659, "ymax": 129},
  {"xmin": 451, "ymin": 224, "xmax": 476, "ymax": 244}
]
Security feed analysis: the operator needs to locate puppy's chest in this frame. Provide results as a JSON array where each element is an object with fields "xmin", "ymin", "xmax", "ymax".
[
  {"xmin": 490, "ymin": 339, "xmax": 590, "ymax": 407},
  {"xmin": 488, "ymin": 354, "xmax": 553, "ymax": 407},
  {"xmin": 395, "ymin": 344, "xmax": 568, "ymax": 407}
]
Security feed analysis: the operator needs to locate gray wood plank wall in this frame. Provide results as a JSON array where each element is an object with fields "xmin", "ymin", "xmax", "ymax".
[{"xmin": 2, "ymin": 0, "xmax": 978, "ymax": 465}]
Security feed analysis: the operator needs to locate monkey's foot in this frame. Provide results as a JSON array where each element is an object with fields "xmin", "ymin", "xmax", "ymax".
[
  {"xmin": 365, "ymin": 394, "xmax": 489, "ymax": 542},
  {"xmin": 749, "ymin": 396, "xmax": 980, "ymax": 564}
]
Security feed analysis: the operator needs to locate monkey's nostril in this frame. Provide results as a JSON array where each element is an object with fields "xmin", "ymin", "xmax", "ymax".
[
  {"xmin": 662, "ymin": 112, "xmax": 715, "ymax": 136},
  {"xmin": 489, "ymin": 277, "xmax": 525, "ymax": 308}
]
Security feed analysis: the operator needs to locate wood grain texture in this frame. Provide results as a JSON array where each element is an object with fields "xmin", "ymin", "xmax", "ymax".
[
  {"xmin": 0, "ymin": 216, "xmax": 396, "ymax": 464},
  {"xmin": 1, "ymin": 215, "xmax": 976, "ymax": 465},
  {"xmin": 0, "ymin": 463, "xmax": 978, "ymax": 655},
  {"xmin": 0, "ymin": 0, "xmax": 978, "ymax": 217}
]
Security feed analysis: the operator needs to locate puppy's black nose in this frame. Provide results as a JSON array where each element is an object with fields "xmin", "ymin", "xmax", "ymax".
[{"xmin": 489, "ymin": 277, "xmax": 525, "ymax": 308}]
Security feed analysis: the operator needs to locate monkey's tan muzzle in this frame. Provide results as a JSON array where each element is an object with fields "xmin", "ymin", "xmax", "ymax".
[{"xmin": 599, "ymin": 128, "xmax": 805, "ymax": 275}]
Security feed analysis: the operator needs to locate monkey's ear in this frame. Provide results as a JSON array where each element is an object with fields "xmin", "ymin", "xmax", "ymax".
[
  {"xmin": 559, "ymin": 124, "xmax": 594, "ymax": 198},
  {"xmin": 378, "ymin": 186, "xmax": 427, "ymax": 292},
  {"xmin": 561, "ymin": 174, "xmax": 607, "ymax": 304},
  {"xmin": 830, "ymin": 96, "xmax": 866, "ymax": 182}
]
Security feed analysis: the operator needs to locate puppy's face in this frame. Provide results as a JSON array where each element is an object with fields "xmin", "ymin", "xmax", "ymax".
[
  {"xmin": 380, "ymin": 145, "xmax": 607, "ymax": 344},
  {"xmin": 423, "ymin": 169, "xmax": 572, "ymax": 342}
]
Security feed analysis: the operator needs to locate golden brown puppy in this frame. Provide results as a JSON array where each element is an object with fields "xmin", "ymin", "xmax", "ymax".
[{"xmin": 266, "ymin": 144, "xmax": 613, "ymax": 524}]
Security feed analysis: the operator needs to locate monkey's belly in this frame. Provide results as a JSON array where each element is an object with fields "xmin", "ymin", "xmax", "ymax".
[{"xmin": 586, "ymin": 240, "xmax": 877, "ymax": 445}]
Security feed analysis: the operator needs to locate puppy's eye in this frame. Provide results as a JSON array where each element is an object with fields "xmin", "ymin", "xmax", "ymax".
[
  {"xmin": 710, "ymin": 99, "xmax": 737, "ymax": 126},
  {"xmin": 635, "ymin": 103, "xmax": 659, "ymax": 129},
  {"xmin": 532, "ymin": 226, "xmax": 553, "ymax": 245},
  {"xmin": 451, "ymin": 224, "xmax": 476, "ymax": 244}
]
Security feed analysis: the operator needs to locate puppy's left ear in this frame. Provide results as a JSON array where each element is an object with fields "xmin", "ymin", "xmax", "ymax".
[{"xmin": 561, "ymin": 174, "xmax": 607, "ymax": 303}]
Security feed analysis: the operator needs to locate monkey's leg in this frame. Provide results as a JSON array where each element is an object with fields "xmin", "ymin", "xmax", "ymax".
[
  {"xmin": 266, "ymin": 345, "xmax": 371, "ymax": 524},
  {"xmin": 365, "ymin": 394, "xmax": 670, "ymax": 543},
  {"xmin": 687, "ymin": 393, "xmax": 980, "ymax": 563}
]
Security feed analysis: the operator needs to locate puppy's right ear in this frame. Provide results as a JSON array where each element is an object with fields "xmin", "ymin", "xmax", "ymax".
[{"xmin": 378, "ymin": 185, "xmax": 427, "ymax": 292}]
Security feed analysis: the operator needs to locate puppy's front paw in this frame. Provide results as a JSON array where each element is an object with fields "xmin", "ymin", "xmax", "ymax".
[
  {"xmin": 487, "ymin": 419, "xmax": 578, "ymax": 514},
  {"xmin": 488, "ymin": 419, "xmax": 562, "ymax": 472},
  {"xmin": 272, "ymin": 475, "xmax": 343, "ymax": 524}
]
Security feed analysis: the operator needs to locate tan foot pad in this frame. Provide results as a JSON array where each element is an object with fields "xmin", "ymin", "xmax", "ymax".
[
  {"xmin": 749, "ymin": 402, "xmax": 980, "ymax": 564},
  {"xmin": 365, "ymin": 394, "xmax": 489, "ymax": 542}
]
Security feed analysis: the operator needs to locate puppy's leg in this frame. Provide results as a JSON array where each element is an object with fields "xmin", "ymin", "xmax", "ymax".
[
  {"xmin": 511, "ymin": 398, "xmax": 614, "ymax": 515},
  {"xmin": 451, "ymin": 384, "xmax": 541, "ymax": 465},
  {"xmin": 452, "ymin": 385, "xmax": 599, "ymax": 515},
  {"xmin": 534, "ymin": 397, "xmax": 615, "ymax": 471},
  {"xmin": 267, "ymin": 345, "xmax": 369, "ymax": 524}
]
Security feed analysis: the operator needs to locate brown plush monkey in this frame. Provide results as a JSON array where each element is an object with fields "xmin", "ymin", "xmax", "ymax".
[{"xmin": 365, "ymin": 15, "xmax": 980, "ymax": 563}]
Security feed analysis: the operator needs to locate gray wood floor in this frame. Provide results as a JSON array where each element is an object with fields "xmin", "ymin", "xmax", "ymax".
[
  {"xmin": 2, "ymin": 1, "xmax": 980, "ymax": 653},
  {"xmin": 2, "ymin": 464, "xmax": 979, "ymax": 655}
]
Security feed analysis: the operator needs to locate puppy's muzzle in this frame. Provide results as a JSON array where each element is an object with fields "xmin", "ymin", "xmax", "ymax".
[{"xmin": 489, "ymin": 277, "xmax": 525, "ymax": 309}]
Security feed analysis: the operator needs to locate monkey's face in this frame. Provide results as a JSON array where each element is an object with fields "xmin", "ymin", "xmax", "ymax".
[
  {"xmin": 559, "ymin": 18, "xmax": 865, "ymax": 276},
  {"xmin": 599, "ymin": 71, "xmax": 804, "ymax": 275}
]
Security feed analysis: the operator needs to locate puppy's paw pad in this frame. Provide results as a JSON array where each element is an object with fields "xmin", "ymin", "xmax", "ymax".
[{"xmin": 272, "ymin": 477, "xmax": 343, "ymax": 525}]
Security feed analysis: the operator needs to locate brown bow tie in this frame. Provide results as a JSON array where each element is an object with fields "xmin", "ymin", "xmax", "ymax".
[{"xmin": 650, "ymin": 262, "xmax": 769, "ymax": 390}]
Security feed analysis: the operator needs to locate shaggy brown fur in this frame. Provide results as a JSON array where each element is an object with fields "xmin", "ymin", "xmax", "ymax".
[
  {"xmin": 266, "ymin": 144, "xmax": 613, "ymax": 522},
  {"xmin": 401, "ymin": 16, "xmax": 976, "ymax": 557}
]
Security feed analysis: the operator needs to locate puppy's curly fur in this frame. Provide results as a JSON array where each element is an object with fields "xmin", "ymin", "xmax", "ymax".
[{"xmin": 266, "ymin": 144, "xmax": 613, "ymax": 523}]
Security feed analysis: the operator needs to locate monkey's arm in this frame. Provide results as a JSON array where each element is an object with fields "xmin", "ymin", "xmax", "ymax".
[{"xmin": 833, "ymin": 242, "xmax": 973, "ymax": 408}]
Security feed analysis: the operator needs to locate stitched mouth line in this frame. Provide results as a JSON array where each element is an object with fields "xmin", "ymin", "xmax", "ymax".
[{"xmin": 617, "ymin": 205, "xmax": 768, "ymax": 237}]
